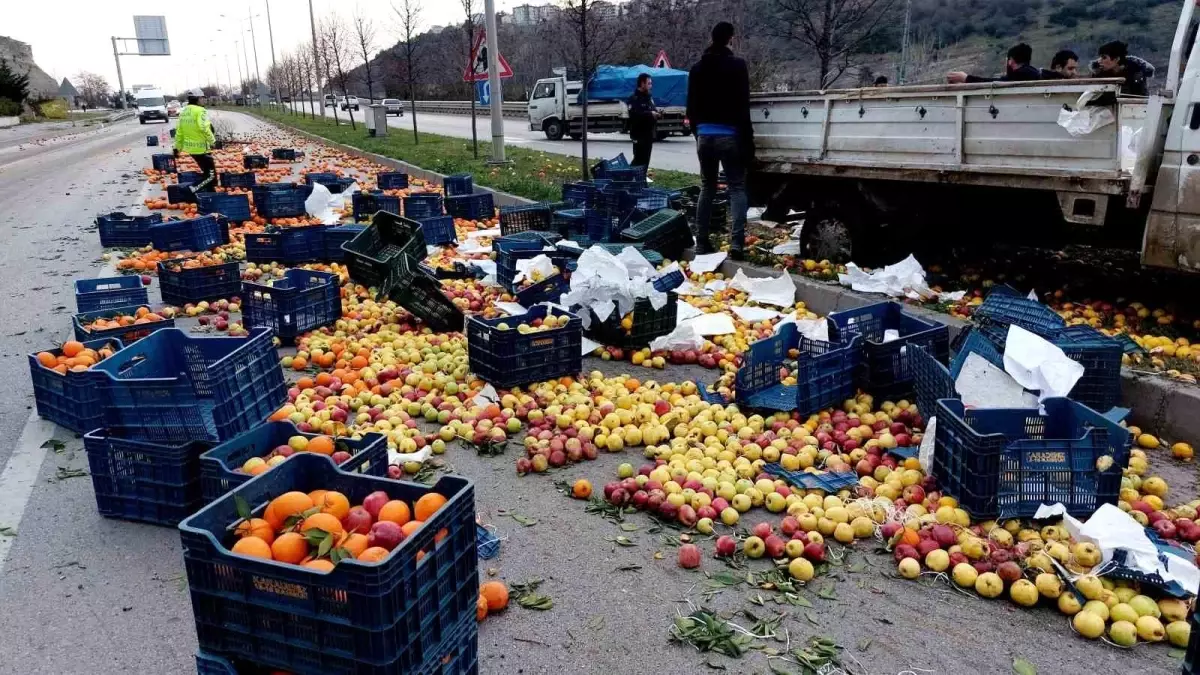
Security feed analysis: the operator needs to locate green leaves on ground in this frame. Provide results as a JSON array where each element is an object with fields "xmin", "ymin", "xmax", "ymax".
[
  {"xmin": 585, "ymin": 497, "xmax": 636, "ymax": 523},
  {"xmin": 669, "ymin": 609, "xmax": 754, "ymax": 658},
  {"xmin": 511, "ymin": 577, "xmax": 553, "ymax": 610},
  {"xmin": 511, "ymin": 513, "xmax": 537, "ymax": 527},
  {"xmin": 1013, "ymin": 657, "xmax": 1037, "ymax": 675}
]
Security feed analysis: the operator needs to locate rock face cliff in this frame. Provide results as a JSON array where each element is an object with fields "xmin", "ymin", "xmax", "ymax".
[{"xmin": 0, "ymin": 36, "xmax": 60, "ymax": 99}]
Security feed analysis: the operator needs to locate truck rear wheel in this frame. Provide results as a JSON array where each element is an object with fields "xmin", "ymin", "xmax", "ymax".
[
  {"xmin": 800, "ymin": 211, "xmax": 856, "ymax": 264},
  {"xmin": 544, "ymin": 120, "xmax": 564, "ymax": 141}
]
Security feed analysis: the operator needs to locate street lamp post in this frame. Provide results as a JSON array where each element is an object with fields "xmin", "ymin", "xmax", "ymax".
[
  {"xmin": 248, "ymin": 7, "xmax": 262, "ymax": 105},
  {"xmin": 265, "ymin": 0, "xmax": 280, "ymax": 108},
  {"xmin": 483, "ymin": 0, "xmax": 506, "ymax": 163}
]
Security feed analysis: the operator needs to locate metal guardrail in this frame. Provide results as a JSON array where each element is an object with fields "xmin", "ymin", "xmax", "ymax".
[{"xmin": 408, "ymin": 100, "xmax": 525, "ymax": 119}]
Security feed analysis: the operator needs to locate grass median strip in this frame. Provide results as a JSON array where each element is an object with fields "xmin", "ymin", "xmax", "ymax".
[{"xmin": 237, "ymin": 107, "xmax": 698, "ymax": 203}]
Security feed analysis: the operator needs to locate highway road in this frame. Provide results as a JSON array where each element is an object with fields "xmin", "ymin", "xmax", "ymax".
[{"xmin": 287, "ymin": 103, "xmax": 701, "ymax": 174}]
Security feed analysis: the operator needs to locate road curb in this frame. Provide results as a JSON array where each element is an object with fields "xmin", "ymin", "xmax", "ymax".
[
  {"xmin": 248, "ymin": 112, "xmax": 537, "ymax": 208},
  {"xmin": 720, "ymin": 260, "xmax": 1200, "ymax": 443}
]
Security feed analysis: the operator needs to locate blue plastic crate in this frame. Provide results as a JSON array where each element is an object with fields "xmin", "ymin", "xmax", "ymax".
[
  {"xmin": 252, "ymin": 183, "xmax": 311, "ymax": 219},
  {"xmin": 415, "ymin": 613, "xmax": 477, "ymax": 675},
  {"xmin": 199, "ymin": 421, "xmax": 388, "ymax": 503},
  {"xmin": 271, "ymin": 148, "xmax": 297, "ymax": 161},
  {"xmin": 443, "ymin": 173, "xmax": 473, "ymax": 196},
  {"xmin": 97, "ymin": 211, "xmax": 163, "ymax": 248},
  {"xmin": 691, "ymin": 381, "xmax": 729, "ymax": 405},
  {"xmin": 324, "ymin": 225, "xmax": 366, "ymax": 262},
  {"xmin": 157, "ymin": 257, "xmax": 242, "ymax": 306},
  {"xmin": 515, "ymin": 273, "xmax": 569, "ymax": 307},
  {"xmin": 736, "ymin": 326, "xmax": 798, "ymax": 404},
  {"xmin": 242, "ymin": 269, "xmax": 341, "ymax": 343},
  {"xmin": 147, "ymin": 135, "xmax": 158, "ymax": 147},
  {"xmin": 418, "ymin": 216, "xmax": 457, "ymax": 246},
  {"xmin": 477, "ymin": 524, "xmax": 501, "ymax": 559},
  {"xmin": 934, "ymin": 397, "xmax": 1131, "ymax": 519},
  {"xmin": 306, "ymin": 173, "xmax": 355, "ymax": 193},
  {"xmin": 152, "ymin": 153, "xmax": 176, "ymax": 172},
  {"xmin": 763, "ymin": 463, "xmax": 859, "ymax": 493},
  {"xmin": 74, "ymin": 276, "xmax": 148, "ymax": 313},
  {"xmin": 622, "ymin": 208, "xmax": 693, "ymax": 260},
  {"xmin": 553, "ymin": 208, "xmax": 588, "ymax": 237},
  {"xmin": 244, "ymin": 225, "xmax": 328, "ymax": 264},
  {"xmin": 828, "ymin": 301, "xmax": 949, "ymax": 402},
  {"xmin": 444, "ymin": 193, "xmax": 494, "ymax": 221},
  {"xmin": 180, "ymin": 454, "xmax": 477, "ymax": 674},
  {"xmin": 390, "ymin": 274, "xmax": 466, "ymax": 333},
  {"xmin": 83, "ymin": 428, "xmax": 211, "ymax": 526},
  {"xmin": 305, "ymin": 171, "xmax": 338, "ymax": 185},
  {"xmin": 194, "ymin": 651, "xmax": 235, "ymax": 675},
  {"xmin": 219, "ymin": 171, "xmax": 256, "ymax": 189},
  {"xmin": 149, "ymin": 214, "xmax": 228, "ymax": 252},
  {"xmin": 974, "ymin": 292, "xmax": 1066, "ymax": 340},
  {"xmin": 343, "ymin": 212, "xmax": 427, "ymax": 299},
  {"xmin": 90, "ymin": 327, "xmax": 287, "ymax": 443},
  {"xmin": 353, "ymin": 191, "xmax": 403, "ymax": 222},
  {"xmin": 377, "ymin": 171, "xmax": 409, "ymax": 190},
  {"xmin": 167, "ymin": 183, "xmax": 197, "ymax": 205},
  {"xmin": 404, "ymin": 192, "xmax": 444, "ymax": 220},
  {"xmin": 590, "ymin": 154, "xmax": 629, "ymax": 178},
  {"xmin": 607, "ymin": 165, "xmax": 648, "ymax": 184},
  {"xmin": 495, "ymin": 246, "xmax": 573, "ymax": 293},
  {"xmin": 28, "ymin": 337, "xmax": 124, "ymax": 433},
  {"xmin": 636, "ymin": 188, "xmax": 671, "ymax": 211},
  {"xmin": 795, "ymin": 334, "xmax": 863, "ymax": 417},
  {"xmin": 652, "ymin": 268, "xmax": 685, "ymax": 293},
  {"xmin": 73, "ymin": 304, "xmax": 176, "ymax": 344},
  {"xmin": 467, "ymin": 305, "xmax": 582, "ymax": 388},
  {"xmin": 243, "ymin": 154, "xmax": 269, "ymax": 169},
  {"xmin": 197, "ymin": 192, "xmax": 251, "ymax": 222},
  {"xmin": 1054, "ymin": 325, "xmax": 1124, "ymax": 413},
  {"xmin": 178, "ymin": 171, "xmax": 205, "ymax": 185},
  {"xmin": 495, "ymin": 231, "xmax": 562, "ymax": 248},
  {"xmin": 500, "ymin": 204, "xmax": 553, "ymax": 236},
  {"xmin": 562, "ymin": 182, "xmax": 591, "ymax": 206},
  {"xmin": 586, "ymin": 209, "xmax": 624, "ymax": 243}
]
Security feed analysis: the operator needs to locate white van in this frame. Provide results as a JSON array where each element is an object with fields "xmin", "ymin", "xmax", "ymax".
[{"xmin": 135, "ymin": 88, "xmax": 169, "ymax": 124}]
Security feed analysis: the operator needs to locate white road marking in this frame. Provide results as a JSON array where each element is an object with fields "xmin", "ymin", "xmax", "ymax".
[{"xmin": 0, "ymin": 164, "xmax": 152, "ymax": 574}]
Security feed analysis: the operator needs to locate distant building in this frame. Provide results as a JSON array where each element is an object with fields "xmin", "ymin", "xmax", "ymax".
[
  {"xmin": 592, "ymin": 1, "xmax": 618, "ymax": 18},
  {"xmin": 58, "ymin": 78, "xmax": 80, "ymax": 107},
  {"xmin": 511, "ymin": 3, "xmax": 562, "ymax": 25}
]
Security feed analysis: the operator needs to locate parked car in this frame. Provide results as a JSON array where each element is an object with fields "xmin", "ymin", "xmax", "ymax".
[
  {"xmin": 383, "ymin": 99, "xmax": 403, "ymax": 116},
  {"xmin": 324, "ymin": 94, "xmax": 334, "ymax": 107},
  {"xmin": 339, "ymin": 96, "xmax": 359, "ymax": 111},
  {"xmin": 166, "ymin": 100, "xmax": 180, "ymax": 117}
]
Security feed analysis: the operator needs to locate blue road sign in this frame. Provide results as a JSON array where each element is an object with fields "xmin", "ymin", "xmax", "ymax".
[{"xmin": 476, "ymin": 80, "xmax": 491, "ymax": 106}]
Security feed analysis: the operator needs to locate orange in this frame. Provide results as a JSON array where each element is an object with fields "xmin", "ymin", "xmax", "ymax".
[
  {"xmin": 316, "ymin": 491, "xmax": 350, "ymax": 521},
  {"xmin": 434, "ymin": 528, "xmax": 449, "ymax": 544},
  {"xmin": 271, "ymin": 532, "xmax": 309, "ymax": 564},
  {"xmin": 480, "ymin": 581, "xmax": 509, "ymax": 611},
  {"xmin": 62, "ymin": 341, "xmax": 85, "ymax": 358},
  {"xmin": 378, "ymin": 500, "xmax": 411, "ymax": 526},
  {"xmin": 303, "ymin": 559, "xmax": 335, "ymax": 573},
  {"xmin": 36, "ymin": 352, "xmax": 57, "ymax": 368},
  {"xmin": 400, "ymin": 521, "xmax": 423, "ymax": 538},
  {"xmin": 235, "ymin": 518, "xmax": 275, "ymax": 545},
  {"xmin": 296, "ymin": 376, "xmax": 315, "ymax": 391},
  {"xmin": 291, "ymin": 356, "xmax": 308, "ymax": 370},
  {"xmin": 246, "ymin": 462, "xmax": 270, "ymax": 476},
  {"xmin": 350, "ymin": 355, "xmax": 369, "ymax": 369},
  {"xmin": 301, "ymin": 512, "xmax": 345, "ymax": 537},
  {"xmin": 308, "ymin": 489, "xmax": 328, "ymax": 505},
  {"xmin": 231, "ymin": 536, "xmax": 273, "ymax": 560},
  {"xmin": 341, "ymin": 533, "xmax": 369, "ymax": 558},
  {"xmin": 306, "ymin": 435, "xmax": 335, "ymax": 456},
  {"xmin": 315, "ymin": 372, "xmax": 333, "ymax": 387},
  {"xmin": 265, "ymin": 491, "xmax": 315, "ymax": 531},
  {"xmin": 572, "ymin": 479, "xmax": 592, "ymax": 499},
  {"xmin": 476, "ymin": 594, "xmax": 489, "ymax": 621},
  {"xmin": 269, "ymin": 408, "xmax": 291, "ymax": 422},
  {"xmin": 357, "ymin": 546, "xmax": 390, "ymax": 562},
  {"xmin": 899, "ymin": 527, "xmax": 920, "ymax": 547},
  {"xmin": 624, "ymin": 378, "xmax": 640, "ymax": 392},
  {"xmin": 414, "ymin": 493, "xmax": 447, "ymax": 521}
]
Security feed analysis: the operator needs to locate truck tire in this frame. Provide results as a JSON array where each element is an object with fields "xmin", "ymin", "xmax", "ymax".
[
  {"xmin": 544, "ymin": 120, "xmax": 565, "ymax": 141},
  {"xmin": 569, "ymin": 133, "xmax": 583, "ymax": 141},
  {"xmin": 139, "ymin": 117, "xmax": 146, "ymax": 125},
  {"xmin": 656, "ymin": 131, "xmax": 669, "ymax": 142},
  {"xmin": 800, "ymin": 210, "xmax": 857, "ymax": 264}
]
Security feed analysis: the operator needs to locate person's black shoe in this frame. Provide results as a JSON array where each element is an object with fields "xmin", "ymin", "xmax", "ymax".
[{"xmin": 729, "ymin": 249, "xmax": 745, "ymax": 262}]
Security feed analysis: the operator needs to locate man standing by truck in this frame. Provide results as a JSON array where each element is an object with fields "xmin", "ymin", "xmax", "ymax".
[
  {"xmin": 687, "ymin": 21, "xmax": 752, "ymax": 259},
  {"xmin": 628, "ymin": 74, "xmax": 660, "ymax": 168},
  {"xmin": 174, "ymin": 88, "xmax": 217, "ymax": 193}
]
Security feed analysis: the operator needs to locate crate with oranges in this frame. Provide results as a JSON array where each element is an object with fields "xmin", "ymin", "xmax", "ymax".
[
  {"xmin": 29, "ymin": 338, "xmax": 122, "ymax": 433},
  {"xmin": 72, "ymin": 304, "xmax": 174, "ymax": 345},
  {"xmin": 199, "ymin": 421, "xmax": 388, "ymax": 503},
  {"xmin": 180, "ymin": 454, "xmax": 477, "ymax": 674}
]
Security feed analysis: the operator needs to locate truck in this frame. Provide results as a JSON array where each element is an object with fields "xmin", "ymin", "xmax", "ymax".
[
  {"xmin": 749, "ymin": 2, "xmax": 1200, "ymax": 275},
  {"xmin": 528, "ymin": 65, "xmax": 689, "ymax": 141},
  {"xmin": 133, "ymin": 86, "xmax": 168, "ymax": 124}
]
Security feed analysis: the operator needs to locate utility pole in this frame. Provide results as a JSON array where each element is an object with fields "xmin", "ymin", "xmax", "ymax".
[
  {"xmin": 266, "ymin": 0, "xmax": 280, "ymax": 107},
  {"xmin": 235, "ymin": 40, "xmax": 245, "ymax": 99},
  {"xmin": 241, "ymin": 38, "xmax": 252, "ymax": 96},
  {"xmin": 225, "ymin": 54, "xmax": 233, "ymax": 101},
  {"xmin": 899, "ymin": 0, "xmax": 913, "ymax": 84},
  {"xmin": 309, "ymin": 0, "xmax": 321, "ymax": 118},
  {"xmin": 249, "ymin": 7, "xmax": 262, "ymax": 104},
  {"xmin": 484, "ymin": 0, "xmax": 506, "ymax": 163},
  {"xmin": 111, "ymin": 38, "xmax": 127, "ymax": 109}
]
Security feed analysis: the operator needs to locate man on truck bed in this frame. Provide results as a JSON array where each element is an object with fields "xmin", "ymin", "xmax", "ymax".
[
  {"xmin": 687, "ymin": 21, "xmax": 752, "ymax": 259},
  {"xmin": 1091, "ymin": 41, "xmax": 1156, "ymax": 96},
  {"xmin": 1042, "ymin": 50, "xmax": 1080, "ymax": 79},
  {"xmin": 174, "ymin": 88, "xmax": 217, "ymax": 193},
  {"xmin": 946, "ymin": 43, "xmax": 1042, "ymax": 84},
  {"xmin": 628, "ymin": 74, "xmax": 660, "ymax": 168}
]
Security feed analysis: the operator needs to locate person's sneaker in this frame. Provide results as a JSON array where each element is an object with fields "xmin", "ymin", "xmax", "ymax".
[{"xmin": 728, "ymin": 249, "xmax": 745, "ymax": 262}]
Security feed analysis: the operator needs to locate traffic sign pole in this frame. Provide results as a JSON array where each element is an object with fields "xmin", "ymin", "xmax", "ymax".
[{"xmin": 483, "ymin": 0, "xmax": 506, "ymax": 164}]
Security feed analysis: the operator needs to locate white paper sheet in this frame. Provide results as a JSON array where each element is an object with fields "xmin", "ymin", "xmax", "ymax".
[
  {"xmin": 838, "ymin": 254, "xmax": 966, "ymax": 303},
  {"xmin": 674, "ymin": 281, "xmax": 710, "ymax": 297},
  {"xmin": 683, "ymin": 312, "xmax": 736, "ymax": 336},
  {"xmin": 731, "ymin": 305, "xmax": 785, "ymax": 323},
  {"xmin": 473, "ymin": 383, "xmax": 499, "ymax": 407},
  {"xmin": 465, "ymin": 227, "xmax": 501, "ymax": 240},
  {"xmin": 955, "ymin": 353, "xmax": 1039, "ymax": 409},
  {"xmin": 795, "ymin": 317, "xmax": 829, "ymax": 342},
  {"xmin": 771, "ymin": 240, "xmax": 802, "ymax": 255},
  {"xmin": 728, "ymin": 269, "xmax": 796, "ymax": 308},
  {"xmin": 649, "ymin": 322, "xmax": 707, "ymax": 352},
  {"xmin": 493, "ymin": 302, "xmax": 527, "ymax": 316},
  {"xmin": 1003, "ymin": 325, "xmax": 1085, "ymax": 401},
  {"xmin": 676, "ymin": 300, "xmax": 704, "ymax": 323},
  {"xmin": 457, "ymin": 239, "xmax": 491, "ymax": 255},
  {"xmin": 704, "ymin": 279, "xmax": 728, "ymax": 293},
  {"xmin": 514, "ymin": 254, "xmax": 556, "ymax": 284},
  {"xmin": 689, "ymin": 252, "xmax": 727, "ymax": 274}
]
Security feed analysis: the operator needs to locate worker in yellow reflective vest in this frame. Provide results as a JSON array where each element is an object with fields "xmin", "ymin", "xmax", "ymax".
[{"xmin": 174, "ymin": 88, "xmax": 217, "ymax": 192}]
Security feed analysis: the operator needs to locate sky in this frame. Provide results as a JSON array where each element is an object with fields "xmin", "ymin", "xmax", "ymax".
[{"xmin": 6, "ymin": 0, "xmax": 546, "ymax": 95}]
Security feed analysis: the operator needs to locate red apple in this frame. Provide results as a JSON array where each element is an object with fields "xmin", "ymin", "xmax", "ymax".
[
  {"xmin": 367, "ymin": 521, "xmax": 404, "ymax": 551},
  {"xmin": 752, "ymin": 522, "xmax": 773, "ymax": 539},
  {"xmin": 764, "ymin": 535, "xmax": 786, "ymax": 559},
  {"xmin": 715, "ymin": 535, "xmax": 737, "ymax": 557},
  {"xmin": 780, "ymin": 516, "xmax": 800, "ymax": 536},
  {"xmin": 678, "ymin": 544, "xmax": 702, "ymax": 569},
  {"xmin": 996, "ymin": 561, "xmax": 1022, "ymax": 585},
  {"xmin": 343, "ymin": 506, "xmax": 373, "ymax": 534},
  {"xmin": 363, "ymin": 490, "xmax": 390, "ymax": 519}
]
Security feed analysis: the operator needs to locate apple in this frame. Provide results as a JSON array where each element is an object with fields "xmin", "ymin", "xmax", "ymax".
[
  {"xmin": 752, "ymin": 522, "xmax": 773, "ymax": 539},
  {"xmin": 715, "ymin": 535, "xmax": 738, "ymax": 557},
  {"xmin": 931, "ymin": 524, "xmax": 956, "ymax": 548},
  {"xmin": 996, "ymin": 561, "xmax": 1022, "ymax": 585},
  {"xmin": 1153, "ymin": 519, "xmax": 1178, "ymax": 540},
  {"xmin": 764, "ymin": 535, "xmax": 786, "ymax": 559},
  {"xmin": 343, "ymin": 506, "xmax": 373, "ymax": 534},
  {"xmin": 363, "ymin": 491, "xmax": 390, "ymax": 519},
  {"xmin": 803, "ymin": 541, "xmax": 826, "ymax": 562},
  {"xmin": 387, "ymin": 465, "xmax": 402, "ymax": 479},
  {"xmin": 744, "ymin": 536, "xmax": 766, "ymax": 558},
  {"xmin": 367, "ymin": 521, "xmax": 404, "ymax": 551},
  {"xmin": 678, "ymin": 544, "xmax": 702, "ymax": 569},
  {"xmin": 780, "ymin": 516, "xmax": 800, "ymax": 536},
  {"xmin": 894, "ymin": 544, "xmax": 919, "ymax": 562},
  {"xmin": 678, "ymin": 505, "xmax": 699, "ymax": 528},
  {"xmin": 331, "ymin": 450, "xmax": 351, "ymax": 465}
]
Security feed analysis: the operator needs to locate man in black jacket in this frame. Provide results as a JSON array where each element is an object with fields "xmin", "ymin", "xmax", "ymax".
[
  {"xmin": 1042, "ymin": 50, "xmax": 1080, "ymax": 80},
  {"xmin": 947, "ymin": 43, "xmax": 1042, "ymax": 84},
  {"xmin": 1092, "ymin": 41, "xmax": 1156, "ymax": 96},
  {"xmin": 628, "ymin": 73, "xmax": 660, "ymax": 167},
  {"xmin": 687, "ymin": 21, "xmax": 752, "ymax": 258}
]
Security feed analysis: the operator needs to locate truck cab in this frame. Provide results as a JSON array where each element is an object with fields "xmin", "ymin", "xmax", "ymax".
[
  {"xmin": 135, "ymin": 88, "xmax": 168, "ymax": 124},
  {"xmin": 528, "ymin": 77, "xmax": 568, "ymax": 140}
]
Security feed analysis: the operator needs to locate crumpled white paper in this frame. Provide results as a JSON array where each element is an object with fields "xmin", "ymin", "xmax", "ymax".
[
  {"xmin": 389, "ymin": 446, "xmax": 432, "ymax": 467},
  {"xmin": 1035, "ymin": 503, "xmax": 1200, "ymax": 595},
  {"xmin": 771, "ymin": 240, "xmax": 802, "ymax": 255},
  {"xmin": 684, "ymin": 313, "xmax": 736, "ymax": 336},
  {"xmin": 1003, "ymin": 325, "xmax": 1084, "ymax": 401},
  {"xmin": 729, "ymin": 269, "xmax": 796, "ymax": 308},
  {"xmin": 560, "ymin": 246, "xmax": 667, "ymax": 328},
  {"xmin": 473, "ymin": 383, "xmax": 499, "ymax": 407},
  {"xmin": 689, "ymin": 252, "xmax": 727, "ymax": 274},
  {"xmin": 704, "ymin": 279, "xmax": 727, "ymax": 293},
  {"xmin": 457, "ymin": 239, "xmax": 491, "ymax": 255},
  {"xmin": 918, "ymin": 417, "xmax": 936, "ymax": 475},
  {"xmin": 955, "ymin": 352, "xmax": 1039, "ymax": 409},
  {"xmin": 838, "ymin": 254, "xmax": 966, "ymax": 303},
  {"xmin": 466, "ymin": 227, "xmax": 501, "ymax": 240},
  {"xmin": 304, "ymin": 181, "xmax": 357, "ymax": 224},
  {"xmin": 514, "ymin": 254, "xmax": 556, "ymax": 285},
  {"xmin": 731, "ymin": 305, "xmax": 785, "ymax": 323},
  {"xmin": 676, "ymin": 300, "xmax": 704, "ymax": 323},
  {"xmin": 493, "ymin": 301, "xmax": 526, "ymax": 316},
  {"xmin": 649, "ymin": 322, "xmax": 707, "ymax": 352},
  {"xmin": 674, "ymin": 280, "xmax": 709, "ymax": 297},
  {"xmin": 795, "ymin": 317, "xmax": 830, "ymax": 342}
]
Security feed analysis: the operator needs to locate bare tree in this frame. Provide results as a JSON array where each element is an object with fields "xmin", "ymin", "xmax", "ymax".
[
  {"xmin": 392, "ymin": 0, "xmax": 424, "ymax": 144},
  {"xmin": 461, "ymin": 0, "xmax": 480, "ymax": 158},
  {"xmin": 772, "ymin": 0, "xmax": 898, "ymax": 88},
  {"xmin": 318, "ymin": 22, "xmax": 347, "ymax": 128},
  {"xmin": 74, "ymin": 71, "xmax": 110, "ymax": 108},
  {"xmin": 558, "ymin": 0, "xmax": 625, "ymax": 178},
  {"xmin": 299, "ymin": 45, "xmax": 319, "ymax": 120},
  {"xmin": 352, "ymin": 10, "xmax": 379, "ymax": 102}
]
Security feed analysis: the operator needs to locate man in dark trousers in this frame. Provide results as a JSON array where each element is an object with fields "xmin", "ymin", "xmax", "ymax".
[
  {"xmin": 946, "ymin": 43, "xmax": 1042, "ymax": 84},
  {"xmin": 687, "ymin": 21, "xmax": 752, "ymax": 259},
  {"xmin": 628, "ymin": 73, "xmax": 660, "ymax": 167}
]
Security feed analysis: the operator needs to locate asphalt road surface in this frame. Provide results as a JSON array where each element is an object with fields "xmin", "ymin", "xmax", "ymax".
[
  {"xmin": 0, "ymin": 111, "xmax": 1182, "ymax": 675},
  {"xmin": 286, "ymin": 102, "xmax": 701, "ymax": 174}
]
